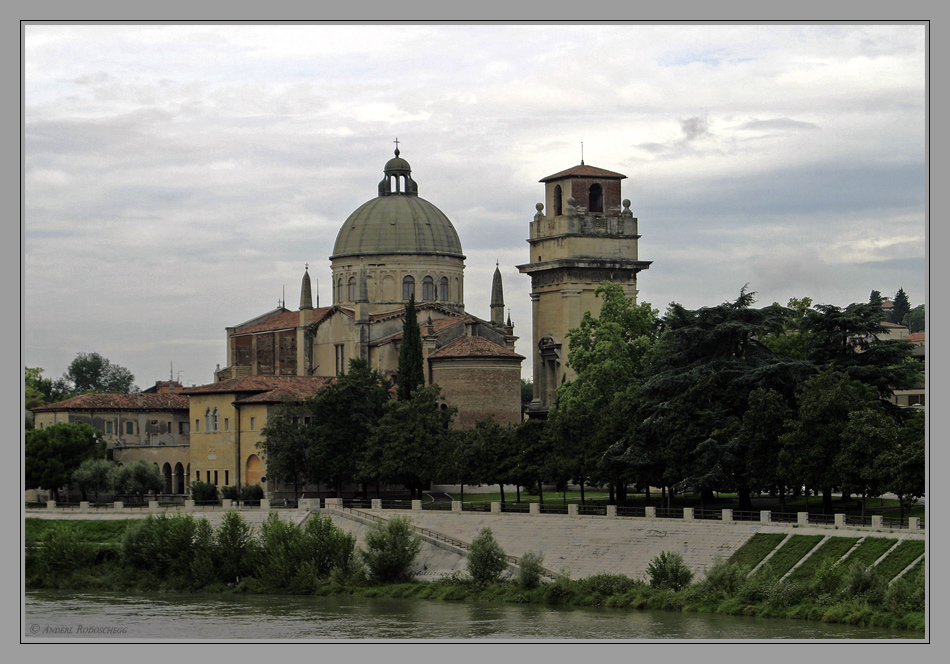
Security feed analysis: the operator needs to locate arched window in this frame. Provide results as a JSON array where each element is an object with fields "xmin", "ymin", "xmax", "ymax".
[
  {"xmin": 402, "ymin": 275, "xmax": 415, "ymax": 300},
  {"xmin": 422, "ymin": 276, "xmax": 435, "ymax": 301},
  {"xmin": 337, "ymin": 278, "xmax": 344, "ymax": 303},
  {"xmin": 589, "ymin": 183, "xmax": 604, "ymax": 213},
  {"xmin": 212, "ymin": 408, "xmax": 219, "ymax": 432},
  {"xmin": 439, "ymin": 276, "xmax": 449, "ymax": 301},
  {"xmin": 205, "ymin": 408, "xmax": 211, "ymax": 432},
  {"xmin": 347, "ymin": 276, "xmax": 357, "ymax": 301},
  {"xmin": 553, "ymin": 184, "xmax": 563, "ymax": 216}
]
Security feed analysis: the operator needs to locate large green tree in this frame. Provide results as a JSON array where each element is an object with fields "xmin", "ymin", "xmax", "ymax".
[
  {"xmin": 835, "ymin": 408, "xmax": 898, "ymax": 517},
  {"xmin": 258, "ymin": 400, "xmax": 314, "ymax": 502},
  {"xmin": 62, "ymin": 352, "xmax": 138, "ymax": 394},
  {"xmin": 25, "ymin": 422, "xmax": 104, "ymax": 501},
  {"xmin": 463, "ymin": 418, "xmax": 515, "ymax": 504},
  {"xmin": 889, "ymin": 287, "xmax": 911, "ymax": 325},
  {"xmin": 307, "ymin": 358, "xmax": 392, "ymax": 496},
  {"xmin": 71, "ymin": 458, "xmax": 116, "ymax": 502},
  {"xmin": 362, "ymin": 384, "xmax": 456, "ymax": 499},
  {"xmin": 115, "ymin": 459, "xmax": 164, "ymax": 502}
]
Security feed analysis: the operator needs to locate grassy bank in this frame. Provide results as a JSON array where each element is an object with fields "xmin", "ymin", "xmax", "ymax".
[{"xmin": 24, "ymin": 516, "xmax": 925, "ymax": 635}]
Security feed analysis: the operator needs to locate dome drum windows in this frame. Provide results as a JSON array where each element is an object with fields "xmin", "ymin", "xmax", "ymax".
[
  {"xmin": 422, "ymin": 276, "xmax": 435, "ymax": 301},
  {"xmin": 402, "ymin": 275, "xmax": 416, "ymax": 301},
  {"xmin": 439, "ymin": 276, "xmax": 449, "ymax": 301},
  {"xmin": 347, "ymin": 277, "xmax": 357, "ymax": 302}
]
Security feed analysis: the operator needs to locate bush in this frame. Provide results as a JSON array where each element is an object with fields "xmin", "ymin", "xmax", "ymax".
[
  {"xmin": 467, "ymin": 528, "xmax": 508, "ymax": 586},
  {"xmin": 241, "ymin": 484, "xmax": 265, "ymax": 503},
  {"xmin": 646, "ymin": 551, "xmax": 693, "ymax": 591},
  {"xmin": 360, "ymin": 516, "xmax": 422, "ymax": 583},
  {"xmin": 32, "ymin": 527, "xmax": 96, "ymax": 576},
  {"xmin": 220, "ymin": 485, "xmax": 240, "ymax": 501},
  {"xmin": 256, "ymin": 513, "xmax": 306, "ymax": 588},
  {"xmin": 302, "ymin": 514, "xmax": 357, "ymax": 577},
  {"xmin": 737, "ymin": 564, "xmax": 777, "ymax": 604},
  {"xmin": 190, "ymin": 481, "xmax": 219, "ymax": 502},
  {"xmin": 702, "ymin": 557, "xmax": 746, "ymax": 596},
  {"xmin": 215, "ymin": 511, "xmax": 258, "ymax": 583},
  {"xmin": 518, "ymin": 551, "xmax": 545, "ymax": 590},
  {"xmin": 121, "ymin": 513, "xmax": 201, "ymax": 578},
  {"xmin": 839, "ymin": 562, "xmax": 886, "ymax": 605},
  {"xmin": 811, "ymin": 557, "xmax": 844, "ymax": 597}
]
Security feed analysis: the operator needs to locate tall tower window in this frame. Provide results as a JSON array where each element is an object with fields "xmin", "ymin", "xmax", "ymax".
[
  {"xmin": 589, "ymin": 183, "xmax": 604, "ymax": 213},
  {"xmin": 402, "ymin": 275, "xmax": 415, "ymax": 300},
  {"xmin": 422, "ymin": 276, "xmax": 435, "ymax": 301},
  {"xmin": 337, "ymin": 279, "xmax": 344, "ymax": 303},
  {"xmin": 439, "ymin": 276, "xmax": 449, "ymax": 301},
  {"xmin": 553, "ymin": 184, "xmax": 563, "ymax": 216},
  {"xmin": 347, "ymin": 276, "xmax": 357, "ymax": 301}
]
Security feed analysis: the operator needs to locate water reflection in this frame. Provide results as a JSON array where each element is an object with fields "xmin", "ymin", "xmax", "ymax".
[{"xmin": 23, "ymin": 590, "xmax": 920, "ymax": 641}]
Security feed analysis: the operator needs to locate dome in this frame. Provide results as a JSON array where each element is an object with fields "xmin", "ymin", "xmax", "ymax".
[
  {"xmin": 331, "ymin": 151, "xmax": 464, "ymax": 259},
  {"xmin": 331, "ymin": 195, "xmax": 464, "ymax": 258}
]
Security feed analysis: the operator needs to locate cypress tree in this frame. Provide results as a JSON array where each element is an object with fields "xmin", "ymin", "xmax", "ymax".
[
  {"xmin": 397, "ymin": 294, "xmax": 425, "ymax": 400},
  {"xmin": 891, "ymin": 288, "xmax": 911, "ymax": 325}
]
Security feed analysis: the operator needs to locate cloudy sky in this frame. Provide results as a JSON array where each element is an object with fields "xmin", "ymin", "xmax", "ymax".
[{"xmin": 23, "ymin": 22, "xmax": 927, "ymax": 390}]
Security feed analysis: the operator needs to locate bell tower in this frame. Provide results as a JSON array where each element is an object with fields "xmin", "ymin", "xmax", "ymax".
[{"xmin": 517, "ymin": 163, "xmax": 651, "ymax": 417}]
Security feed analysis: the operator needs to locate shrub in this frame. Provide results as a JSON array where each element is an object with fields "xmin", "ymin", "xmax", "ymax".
[
  {"xmin": 220, "ymin": 485, "xmax": 240, "ymax": 500},
  {"xmin": 839, "ymin": 562, "xmax": 886, "ymax": 605},
  {"xmin": 215, "ymin": 511, "xmax": 258, "ymax": 583},
  {"xmin": 737, "ymin": 564, "xmax": 777, "ymax": 604},
  {"xmin": 360, "ymin": 516, "xmax": 422, "ymax": 583},
  {"xmin": 811, "ymin": 556, "xmax": 844, "ymax": 596},
  {"xmin": 190, "ymin": 481, "xmax": 219, "ymax": 502},
  {"xmin": 241, "ymin": 484, "xmax": 265, "ymax": 503},
  {"xmin": 543, "ymin": 573, "xmax": 575, "ymax": 605},
  {"xmin": 256, "ymin": 513, "xmax": 306, "ymax": 588},
  {"xmin": 302, "ymin": 514, "xmax": 357, "ymax": 577},
  {"xmin": 579, "ymin": 573, "xmax": 638, "ymax": 597},
  {"xmin": 32, "ymin": 527, "xmax": 96, "ymax": 576},
  {"xmin": 767, "ymin": 579, "xmax": 808, "ymax": 607},
  {"xmin": 646, "ymin": 551, "xmax": 693, "ymax": 591},
  {"xmin": 518, "ymin": 551, "xmax": 545, "ymax": 590},
  {"xmin": 702, "ymin": 557, "xmax": 746, "ymax": 596},
  {"xmin": 120, "ymin": 513, "xmax": 201, "ymax": 577},
  {"xmin": 467, "ymin": 528, "xmax": 508, "ymax": 586}
]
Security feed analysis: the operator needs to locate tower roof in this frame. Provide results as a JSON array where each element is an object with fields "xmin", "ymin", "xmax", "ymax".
[{"xmin": 540, "ymin": 164, "xmax": 626, "ymax": 182}]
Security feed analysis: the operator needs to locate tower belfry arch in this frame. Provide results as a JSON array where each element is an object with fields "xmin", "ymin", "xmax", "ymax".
[{"xmin": 517, "ymin": 163, "xmax": 651, "ymax": 417}]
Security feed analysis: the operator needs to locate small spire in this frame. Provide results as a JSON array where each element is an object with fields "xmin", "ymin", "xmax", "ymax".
[
  {"xmin": 299, "ymin": 265, "xmax": 313, "ymax": 310},
  {"xmin": 394, "ymin": 137, "xmax": 400, "ymax": 157},
  {"xmin": 580, "ymin": 141, "xmax": 584, "ymax": 166},
  {"xmin": 490, "ymin": 264, "xmax": 505, "ymax": 327}
]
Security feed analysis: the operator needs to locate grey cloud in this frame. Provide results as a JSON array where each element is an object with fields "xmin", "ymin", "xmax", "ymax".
[
  {"xmin": 737, "ymin": 118, "xmax": 819, "ymax": 131},
  {"xmin": 680, "ymin": 116, "xmax": 710, "ymax": 141}
]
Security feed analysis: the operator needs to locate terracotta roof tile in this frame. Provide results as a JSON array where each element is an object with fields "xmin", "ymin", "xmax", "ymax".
[
  {"xmin": 908, "ymin": 332, "xmax": 926, "ymax": 343},
  {"xmin": 183, "ymin": 375, "xmax": 330, "ymax": 396},
  {"xmin": 427, "ymin": 335, "xmax": 524, "ymax": 360},
  {"xmin": 32, "ymin": 393, "xmax": 189, "ymax": 413},
  {"xmin": 540, "ymin": 164, "xmax": 626, "ymax": 182}
]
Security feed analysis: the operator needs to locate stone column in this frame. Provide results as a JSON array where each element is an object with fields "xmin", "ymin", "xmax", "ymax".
[
  {"xmin": 683, "ymin": 507, "xmax": 694, "ymax": 521},
  {"xmin": 79, "ymin": 501, "xmax": 90, "ymax": 513},
  {"xmin": 490, "ymin": 502, "xmax": 501, "ymax": 513},
  {"xmin": 606, "ymin": 505, "xmax": 617, "ymax": 517},
  {"xmin": 46, "ymin": 500, "xmax": 56, "ymax": 510},
  {"xmin": 148, "ymin": 500, "xmax": 159, "ymax": 512},
  {"xmin": 645, "ymin": 506, "xmax": 656, "ymax": 519},
  {"xmin": 451, "ymin": 501, "xmax": 462, "ymax": 512},
  {"xmin": 909, "ymin": 517, "xmax": 920, "ymax": 531},
  {"xmin": 529, "ymin": 503, "xmax": 540, "ymax": 515},
  {"xmin": 834, "ymin": 514, "xmax": 846, "ymax": 528},
  {"xmin": 411, "ymin": 500, "xmax": 422, "ymax": 511},
  {"xmin": 871, "ymin": 515, "xmax": 883, "ymax": 529},
  {"xmin": 260, "ymin": 498, "xmax": 270, "ymax": 512},
  {"xmin": 797, "ymin": 512, "xmax": 808, "ymax": 527},
  {"xmin": 372, "ymin": 499, "xmax": 382, "ymax": 511},
  {"xmin": 721, "ymin": 509, "xmax": 733, "ymax": 523},
  {"xmin": 183, "ymin": 500, "xmax": 194, "ymax": 512},
  {"xmin": 114, "ymin": 501, "xmax": 124, "ymax": 511},
  {"xmin": 222, "ymin": 498, "xmax": 233, "ymax": 509},
  {"xmin": 568, "ymin": 504, "xmax": 579, "ymax": 516},
  {"xmin": 760, "ymin": 511, "xmax": 771, "ymax": 524}
]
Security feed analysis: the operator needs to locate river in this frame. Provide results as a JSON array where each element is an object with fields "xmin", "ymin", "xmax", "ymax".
[{"xmin": 23, "ymin": 590, "xmax": 921, "ymax": 641}]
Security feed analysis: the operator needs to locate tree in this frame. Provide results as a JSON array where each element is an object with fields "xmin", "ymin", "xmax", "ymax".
[
  {"xmin": 25, "ymin": 422, "xmax": 104, "ymax": 501},
  {"xmin": 467, "ymin": 528, "xmax": 509, "ymax": 585},
  {"xmin": 779, "ymin": 369, "xmax": 873, "ymax": 513},
  {"xmin": 362, "ymin": 385, "xmax": 456, "ymax": 499},
  {"xmin": 71, "ymin": 458, "xmax": 116, "ymax": 502},
  {"xmin": 882, "ymin": 410, "xmax": 925, "ymax": 520},
  {"xmin": 115, "ymin": 460, "xmax": 163, "ymax": 502},
  {"xmin": 736, "ymin": 388, "xmax": 793, "ymax": 510},
  {"xmin": 258, "ymin": 400, "xmax": 313, "ymax": 502},
  {"xmin": 360, "ymin": 516, "xmax": 422, "ymax": 583},
  {"xmin": 835, "ymin": 408, "xmax": 898, "ymax": 517},
  {"xmin": 307, "ymin": 358, "xmax": 392, "ymax": 496},
  {"xmin": 463, "ymin": 418, "xmax": 515, "ymax": 504},
  {"xmin": 903, "ymin": 304, "xmax": 925, "ymax": 333},
  {"xmin": 890, "ymin": 288, "xmax": 911, "ymax": 325},
  {"xmin": 62, "ymin": 352, "xmax": 138, "ymax": 394},
  {"xmin": 397, "ymin": 294, "xmax": 424, "ymax": 401}
]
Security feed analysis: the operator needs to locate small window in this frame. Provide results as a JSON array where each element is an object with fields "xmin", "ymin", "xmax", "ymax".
[
  {"xmin": 150, "ymin": 433, "xmax": 158, "ymax": 445},
  {"xmin": 588, "ymin": 183, "xmax": 604, "ymax": 213},
  {"xmin": 335, "ymin": 344, "xmax": 346, "ymax": 375},
  {"xmin": 304, "ymin": 416, "xmax": 311, "ymax": 425},
  {"xmin": 105, "ymin": 421, "xmax": 114, "ymax": 434},
  {"xmin": 206, "ymin": 470, "xmax": 211, "ymax": 483},
  {"xmin": 250, "ymin": 416, "xmax": 256, "ymax": 431},
  {"xmin": 125, "ymin": 421, "xmax": 134, "ymax": 435},
  {"xmin": 402, "ymin": 275, "xmax": 415, "ymax": 300},
  {"xmin": 224, "ymin": 417, "xmax": 229, "ymax": 431},
  {"xmin": 348, "ymin": 276, "xmax": 357, "ymax": 301},
  {"xmin": 214, "ymin": 470, "xmax": 219, "ymax": 486},
  {"xmin": 422, "ymin": 276, "xmax": 435, "ymax": 301},
  {"xmin": 196, "ymin": 470, "xmax": 200, "ymax": 481},
  {"xmin": 224, "ymin": 470, "xmax": 229, "ymax": 486},
  {"xmin": 179, "ymin": 421, "xmax": 189, "ymax": 435},
  {"xmin": 212, "ymin": 408, "xmax": 219, "ymax": 432},
  {"xmin": 439, "ymin": 276, "xmax": 449, "ymax": 301},
  {"xmin": 553, "ymin": 184, "xmax": 563, "ymax": 216},
  {"xmin": 337, "ymin": 278, "xmax": 344, "ymax": 303}
]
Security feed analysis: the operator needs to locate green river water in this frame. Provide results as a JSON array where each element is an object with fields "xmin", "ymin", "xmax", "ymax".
[{"xmin": 23, "ymin": 590, "xmax": 922, "ymax": 641}]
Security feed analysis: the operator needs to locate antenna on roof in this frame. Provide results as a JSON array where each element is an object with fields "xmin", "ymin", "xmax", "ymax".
[
  {"xmin": 316, "ymin": 278, "xmax": 319, "ymax": 308},
  {"xmin": 170, "ymin": 361, "xmax": 173, "ymax": 381},
  {"xmin": 580, "ymin": 141, "xmax": 584, "ymax": 166}
]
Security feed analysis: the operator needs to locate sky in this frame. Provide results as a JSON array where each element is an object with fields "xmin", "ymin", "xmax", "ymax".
[{"xmin": 22, "ymin": 22, "xmax": 928, "ymax": 390}]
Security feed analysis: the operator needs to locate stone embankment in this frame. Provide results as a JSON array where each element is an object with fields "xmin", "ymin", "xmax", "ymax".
[{"xmin": 26, "ymin": 501, "xmax": 924, "ymax": 582}]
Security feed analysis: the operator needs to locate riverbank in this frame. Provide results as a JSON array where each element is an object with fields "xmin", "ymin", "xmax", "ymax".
[{"xmin": 24, "ymin": 516, "xmax": 925, "ymax": 635}]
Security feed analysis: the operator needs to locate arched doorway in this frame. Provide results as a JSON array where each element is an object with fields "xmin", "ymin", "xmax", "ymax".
[
  {"xmin": 246, "ymin": 454, "xmax": 262, "ymax": 488},
  {"xmin": 174, "ymin": 462, "xmax": 185, "ymax": 494},
  {"xmin": 162, "ymin": 463, "xmax": 172, "ymax": 494}
]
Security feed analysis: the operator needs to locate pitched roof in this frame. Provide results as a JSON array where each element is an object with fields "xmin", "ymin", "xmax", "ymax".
[
  {"xmin": 234, "ymin": 379, "xmax": 332, "ymax": 404},
  {"xmin": 540, "ymin": 164, "xmax": 626, "ymax": 182},
  {"xmin": 32, "ymin": 393, "xmax": 189, "ymax": 413},
  {"xmin": 234, "ymin": 307, "xmax": 334, "ymax": 335},
  {"xmin": 908, "ymin": 332, "xmax": 925, "ymax": 343},
  {"xmin": 372, "ymin": 315, "xmax": 467, "ymax": 346},
  {"xmin": 427, "ymin": 335, "xmax": 524, "ymax": 360},
  {"xmin": 183, "ymin": 375, "xmax": 330, "ymax": 397}
]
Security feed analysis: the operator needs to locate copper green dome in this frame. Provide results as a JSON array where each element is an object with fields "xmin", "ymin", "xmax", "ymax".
[{"xmin": 331, "ymin": 151, "xmax": 464, "ymax": 259}]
